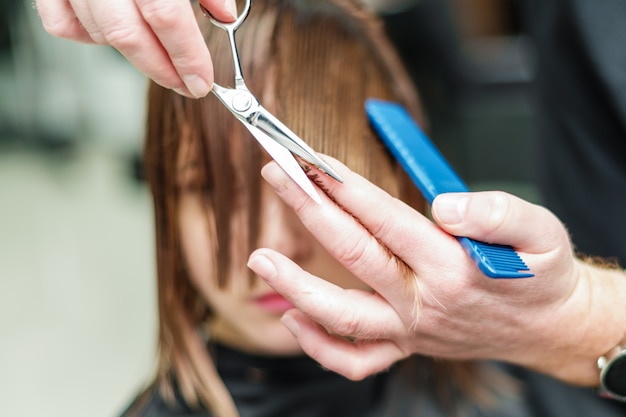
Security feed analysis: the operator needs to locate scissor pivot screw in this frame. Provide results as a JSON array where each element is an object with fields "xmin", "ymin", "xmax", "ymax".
[{"xmin": 232, "ymin": 93, "xmax": 253, "ymax": 112}]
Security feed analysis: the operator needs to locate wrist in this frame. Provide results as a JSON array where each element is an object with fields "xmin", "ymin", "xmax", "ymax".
[
  {"xmin": 549, "ymin": 260, "xmax": 626, "ymax": 386},
  {"xmin": 598, "ymin": 339, "xmax": 626, "ymax": 400}
]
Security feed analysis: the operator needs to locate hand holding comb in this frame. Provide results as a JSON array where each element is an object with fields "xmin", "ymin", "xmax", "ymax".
[{"xmin": 366, "ymin": 99, "xmax": 533, "ymax": 279}]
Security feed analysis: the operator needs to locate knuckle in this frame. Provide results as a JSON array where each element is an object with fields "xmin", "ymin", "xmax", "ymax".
[
  {"xmin": 331, "ymin": 233, "xmax": 371, "ymax": 271},
  {"xmin": 344, "ymin": 353, "xmax": 383, "ymax": 381},
  {"xmin": 482, "ymin": 192, "xmax": 511, "ymax": 237},
  {"xmin": 139, "ymin": 1, "xmax": 183, "ymax": 31},
  {"xmin": 40, "ymin": 17, "xmax": 77, "ymax": 38},
  {"xmin": 331, "ymin": 309, "xmax": 362, "ymax": 337},
  {"xmin": 100, "ymin": 25, "xmax": 140, "ymax": 49},
  {"xmin": 354, "ymin": 193, "xmax": 399, "ymax": 243},
  {"xmin": 344, "ymin": 365, "xmax": 368, "ymax": 381},
  {"xmin": 368, "ymin": 211, "xmax": 395, "ymax": 241}
]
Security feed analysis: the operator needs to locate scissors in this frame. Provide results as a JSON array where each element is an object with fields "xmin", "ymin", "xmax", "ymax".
[{"xmin": 201, "ymin": 0, "xmax": 343, "ymax": 204}]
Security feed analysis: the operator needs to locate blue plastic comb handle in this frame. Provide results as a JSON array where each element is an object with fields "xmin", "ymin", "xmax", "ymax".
[{"xmin": 365, "ymin": 99, "xmax": 533, "ymax": 278}]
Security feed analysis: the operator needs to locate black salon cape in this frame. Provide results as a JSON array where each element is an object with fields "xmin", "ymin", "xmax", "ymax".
[
  {"xmin": 123, "ymin": 344, "xmax": 532, "ymax": 417},
  {"xmin": 125, "ymin": 344, "xmax": 382, "ymax": 417},
  {"xmin": 122, "ymin": 343, "xmax": 626, "ymax": 417}
]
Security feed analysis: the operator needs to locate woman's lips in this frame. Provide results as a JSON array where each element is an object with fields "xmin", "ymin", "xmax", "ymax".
[{"xmin": 253, "ymin": 292, "xmax": 295, "ymax": 313}]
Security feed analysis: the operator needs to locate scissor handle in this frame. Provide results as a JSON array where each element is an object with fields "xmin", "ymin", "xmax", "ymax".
[
  {"xmin": 201, "ymin": 0, "xmax": 251, "ymax": 90},
  {"xmin": 204, "ymin": 0, "xmax": 251, "ymax": 31}
]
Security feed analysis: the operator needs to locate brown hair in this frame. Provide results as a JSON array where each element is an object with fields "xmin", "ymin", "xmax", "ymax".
[{"xmin": 133, "ymin": 0, "xmax": 491, "ymax": 416}]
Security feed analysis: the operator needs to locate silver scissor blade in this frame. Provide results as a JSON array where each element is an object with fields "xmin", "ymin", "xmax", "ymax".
[
  {"xmin": 212, "ymin": 84, "xmax": 342, "ymax": 184},
  {"xmin": 252, "ymin": 109, "xmax": 344, "ymax": 183},
  {"xmin": 242, "ymin": 124, "xmax": 322, "ymax": 204}
]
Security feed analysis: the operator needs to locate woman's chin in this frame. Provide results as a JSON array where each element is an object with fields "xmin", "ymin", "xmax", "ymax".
[
  {"xmin": 249, "ymin": 326, "xmax": 304, "ymax": 356},
  {"xmin": 216, "ymin": 323, "xmax": 305, "ymax": 357}
]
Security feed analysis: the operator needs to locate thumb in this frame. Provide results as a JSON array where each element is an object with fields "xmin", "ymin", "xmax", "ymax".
[{"xmin": 431, "ymin": 191, "xmax": 566, "ymax": 253}]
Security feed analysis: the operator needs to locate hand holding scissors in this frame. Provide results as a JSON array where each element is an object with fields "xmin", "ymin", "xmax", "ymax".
[
  {"xmin": 36, "ymin": 0, "xmax": 237, "ymax": 98},
  {"xmin": 201, "ymin": 0, "xmax": 343, "ymax": 203}
]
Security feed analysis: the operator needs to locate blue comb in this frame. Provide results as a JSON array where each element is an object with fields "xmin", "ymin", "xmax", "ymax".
[{"xmin": 365, "ymin": 99, "xmax": 533, "ymax": 279}]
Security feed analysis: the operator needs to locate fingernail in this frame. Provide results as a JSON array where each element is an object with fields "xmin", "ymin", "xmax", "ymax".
[
  {"xmin": 224, "ymin": 0, "xmax": 238, "ymax": 20},
  {"xmin": 261, "ymin": 162, "xmax": 291, "ymax": 192},
  {"xmin": 247, "ymin": 254, "xmax": 277, "ymax": 282},
  {"xmin": 281, "ymin": 314, "xmax": 301, "ymax": 337},
  {"xmin": 182, "ymin": 74, "xmax": 210, "ymax": 98},
  {"xmin": 433, "ymin": 194, "xmax": 468, "ymax": 225}
]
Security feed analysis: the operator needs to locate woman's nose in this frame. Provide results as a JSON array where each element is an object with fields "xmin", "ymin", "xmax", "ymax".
[{"xmin": 258, "ymin": 193, "xmax": 314, "ymax": 262}]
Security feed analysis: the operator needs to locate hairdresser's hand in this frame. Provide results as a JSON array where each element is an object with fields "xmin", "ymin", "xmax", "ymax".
[
  {"xmin": 248, "ymin": 158, "xmax": 626, "ymax": 387},
  {"xmin": 35, "ymin": 0, "xmax": 237, "ymax": 98}
]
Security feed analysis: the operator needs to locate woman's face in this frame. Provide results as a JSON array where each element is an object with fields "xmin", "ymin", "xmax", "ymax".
[{"xmin": 177, "ymin": 139, "xmax": 370, "ymax": 356}]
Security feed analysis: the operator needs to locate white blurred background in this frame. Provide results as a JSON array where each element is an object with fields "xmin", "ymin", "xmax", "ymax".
[{"xmin": 0, "ymin": 2, "xmax": 156, "ymax": 415}]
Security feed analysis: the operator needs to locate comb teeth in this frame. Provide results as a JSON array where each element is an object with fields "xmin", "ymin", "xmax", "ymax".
[
  {"xmin": 365, "ymin": 99, "xmax": 534, "ymax": 279},
  {"xmin": 459, "ymin": 238, "xmax": 533, "ymax": 278}
]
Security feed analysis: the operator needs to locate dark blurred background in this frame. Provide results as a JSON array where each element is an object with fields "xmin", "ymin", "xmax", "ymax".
[
  {"xmin": 0, "ymin": 1, "xmax": 540, "ymax": 415},
  {"xmin": 378, "ymin": 0, "xmax": 539, "ymax": 200}
]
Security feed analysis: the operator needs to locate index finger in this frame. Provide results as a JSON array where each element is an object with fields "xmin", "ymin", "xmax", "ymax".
[
  {"xmin": 135, "ymin": 0, "xmax": 214, "ymax": 96},
  {"xmin": 261, "ymin": 159, "xmax": 434, "ymax": 316},
  {"xmin": 247, "ymin": 248, "xmax": 406, "ymax": 341}
]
